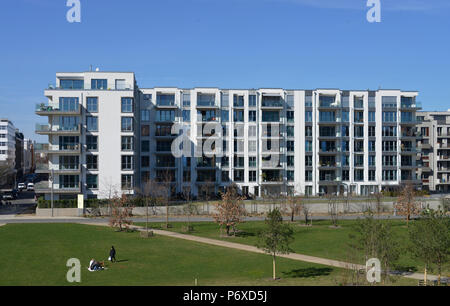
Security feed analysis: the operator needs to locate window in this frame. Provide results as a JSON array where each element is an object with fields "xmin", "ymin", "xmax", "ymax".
[
  {"xmin": 182, "ymin": 93, "xmax": 191, "ymax": 107},
  {"xmin": 143, "ymin": 94, "xmax": 152, "ymax": 101},
  {"xmin": 182, "ymin": 110, "xmax": 191, "ymax": 122},
  {"xmin": 141, "ymin": 125, "xmax": 150, "ymax": 137},
  {"xmin": 368, "ymin": 141, "xmax": 375, "ymax": 152},
  {"xmin": 86, "ymin": 155, "xmax": 98, "ymax": 170},
  {"xmin": 121, "ymin": 174, "xmax": 133, "ymax": 190},
  {"xmin": 249, "ymin": 171, "xmax": 257, "ymax": 182},
  {"xmin": 121, "ymin": 136, "xmax": 134, "ymax": 151},
  {"xmin": 369, "ymin": 155, "xmax": 376, "ymax": 166},
  {"xmin": 305, "ymin": 126, "xmax": 313, "ymax": 137},
  {"xmin": 121, "ymin": 155, "xmax": 134, "ymax": 170},
  {"xmin": 249, "ymin": 156, "xmax": 257, "ymax": 168},
  {"xmin": 286, "ymin": 95, "xmax": 294, "ymax": 108},
  {"xmin": 249, "ymin": 111, "xmax": 256, "ymax": 122},
  {"xmin": 382, "ymin": 96, "xmax": 397, "ymax": 108},
  {"xmin": 157, "ymin": 94, "xmax": 175, "ymax": 106},
  {"xmin": 305, "ymin": 155, "xmax": 312, "ymax": 167},
  {"xmin": 249, "ymin": 95, "xmax": 257, "ymax": 107},
  {"xmin": 287, "ymin": 141, "xmax": 294, "ymax": 152},
  {"xmin": 354, "ymin": 169, "xmax": 364, "ymax": 181},
  {"xmin": 233, "ymin": 95, "xmax": 244, "ymax": 107},
  {"xmin": 342, "ymin": 111, "xmax": 349, "ymax": 122},
  {"xmin": 287, "ymin": 111, "xmax": 294, "ymax": 122},
  {"xmin": 305, "ymin": 111, "xmax": 312, "ymax": 122},
  {"xmin": 368, "ymin": 126, "xmax": 376, "ymax": 137},
  {"xmin": 287, "ymin": 170, "xmax": 294, "ymax": 182},
  {"xmin": 319, "ymin": 111, "xmax": 335, "ymax": 122},
  {"xmin": 86, "ymin": 116, "xmax": 98, "ymax": 131},
  {"xmin": 383, "ymin": 155, "xmax": 397, "ymax": 166},
  {"xmin": 86, "ymin": 174, "xmax": 98, "ymax": 189},
  {"xmin": 60, "ymin": 79, "xmax": 83, "ymax": 89},
  {"xmin": 121, "ymin": 117, "xmax": 133, "ymax": 132},
  {"xmin": 383, "ymin": 170, "xmax": 397, "ymax": 181},
  {"xmin": 287, "ymin": 156, "xmax": 294, "ymax": 167},
  {"xmin": 369, "ymin": 111, "xmax": 375, "ymax": 122},
  {"xmin": 382, "ymin": 126, "xmax": 397, "ymax": 137},
  {"xmin": 121, "ymin": 98, "xmax": 134, "ymax": 113},
  {"xmin": 221, "ymin": 171, "xmax": 230, "ymax": 182},
  {"xmin": 305, "ymin": 95, "xmax": 313, "ymax": 107},
  {"xmin": 221, "ymin": 93, "xmax": 229, "ymax": 107},
  {"xmin": 141, "ymin": 156, "xmax": 150, "ymax": 168},
  {"xmin": 233, "ymin": 110, "xmax": 244, "ymax": 122},
  {"xmin": 87, "ymin": 97, "xmax": 98, "ymax": 113},
  {"xmin": 305, "ymin": 170, "xmax": 312, "ymax": 182},
  {"xmin": 142, "ymin": 140, "xmax": 149, "ymax": 152},
  {"xmin": 305, "ymin": 140, "xmax": 312, "ymax": 152},
  {"xmin": 59, "ymin": 97, "xmax": 79, "ymax": 112},
  {"xmin": 286, "ymin": 126, "xmax": 294, "ymax": 137},
  {"xmin": 156, "ymin": 110, "xmax": 175, "ymax": 121},
  {"xmin": 86, "ymin": 135, "xmax": 98, "ymax": 150},
  {"xmin": 234, "ymin": 170, "xmax": 244, "ymax": 182},
  {"xmin": 342, "ymin": 170, "xmax": 350, "ymax": 181},
  {"xmin": 249, "ymin": 126, "xmax": 257, "ymax": 137},
  {"xmin": 382, "ymin": 141, "xmax": 397, "ymax": 152},
  {"xmin": 60, "ymin": 175, "xmax": 79, "ymax": 188},
  {"xmin": 141, "ymin": 110, "xmax": 150, "ymax": 121},
  {"xmin": 382, "ymin": 111, "xmax": 397, "ymax": 122},
  {"xmin": 115, "ymin": 79, "xmax": 127, "ymax": 90},
  {"xmin": 91, "ymin": 79, "xmax": 107, "ymax": 90},
  {"xmin": 249, "ymin": 140, "xmax": 257, "ymax": 152},
  {"xmin": 59, "ymin": 156, "xmax": 79, "ymax": 170}
]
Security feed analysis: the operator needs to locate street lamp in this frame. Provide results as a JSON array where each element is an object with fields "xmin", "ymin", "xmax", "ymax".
[{"xmin": 49, "ymin": 168, "xmax": 54, "ymax": 217}]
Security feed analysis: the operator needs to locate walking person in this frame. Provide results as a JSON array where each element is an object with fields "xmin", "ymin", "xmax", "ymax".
[{"xmin": 109, "ymin": 246, "xmax": 116, "ymax": 263}]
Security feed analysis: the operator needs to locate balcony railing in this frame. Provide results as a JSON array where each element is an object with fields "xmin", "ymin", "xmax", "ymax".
[
  {"xmin": 36, "ymin": 124, "xmax": 81, "ymax": 134},
  {"xmin": 35, "ymin": 103, "xmax": 80, "ymax": 114}
]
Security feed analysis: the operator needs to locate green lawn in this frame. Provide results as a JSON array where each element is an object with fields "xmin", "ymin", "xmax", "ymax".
[
  {"xmin": 137, "ymin": 219, "xmax": 450, "ymax": 276},
  {"xmin": 0, "ymin": 223, "xmax": 415, "ymax": 286}
]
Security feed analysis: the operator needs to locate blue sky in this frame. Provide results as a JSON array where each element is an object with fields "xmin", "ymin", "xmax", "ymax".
[{"xmin": 0, "ymin": 0, "xmax": 449, "ymax": 141}]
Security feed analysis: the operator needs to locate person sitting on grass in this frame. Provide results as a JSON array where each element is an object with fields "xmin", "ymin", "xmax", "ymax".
[{"xmin": 89, "ymin": 259, "xmax": 103, "ymax": 271}]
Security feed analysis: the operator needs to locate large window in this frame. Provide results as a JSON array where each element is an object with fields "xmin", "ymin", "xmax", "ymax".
[
  {"xmin": 319, "ymin": 111, "xmax": 336, "ymax": 122},
  {"xmin": 121, "ymin": 117, "xmax": 133, "ymax": 132},
  {"xmin": 121, "ymin": 97, "xmax": 134, "ymax": 113},
  {"xmin": 262, "ymin": 111, "xmax": 279, "ymax": 122},
  {"xmin": 382, "ymin": 96, "xmax": 397, "ymax": 108},
  {"xmin": 59, "ymin": 97, "xmax": 79, "ymax": 112},
  {"xmin": 91, "ymin": 79, "xmax": 107, "ymax": 90},
  {"xmin": 233, "ymin": 110, "xmax": 244, "ymax": 122},
  {"xmin": 86, "ymin": 116, "xmax": 98, "ymax": 132},
  {"xmin": 86, "ymin": 155, "xmax": 98, "ymax": 170},
  {"xmin": 121, "ymin": 155, "xmax": 134, "ymax": 170},
  {"xmin": 158, "ymin": 94, "xmax": 175, "ymax": 106},
  {"xmin": 121, "ymin": 136, "xmax": 134, "ymax": 151},
  {"xmin": 121, "ymin": 174, "xmax": 133, "ymax": 190},
  {"xmin": 60, "ymin": 79, "xmax": 83, "ymax": 89},
  {"xmin": 87, "ymin": 97, "xmax": 98, "ymax": 113},
  {"xmin": 141, "ymin": 110, "xmax": 150, "ymax": 121},
  {"xmin": 305, "ymin": 111, "xmax": 312, "ymax": 122},
  {"xmin": 382, "ymin": 126, "xmax": 397, "ymax": 137},
  {"xmin": 382, "ymin": 111, "xmax": 397, "ymax": 122},
  {"xmin": 86, "ymin": 174, "xmax": 98, "ymax": 189},
  {"xmin": 249, "ymin": 111, "xmax": 257, "ymax": 122},
  {"xmin": 156, "ymin": 110, "xmax": 175, "ymax": 121},
  {"xmin": 86, "ymin": 135, "xmax": 98, "ymax": 150},
  {"xmin": 249, "ymin": 95, "xmax": 257, "ymax": 107}
]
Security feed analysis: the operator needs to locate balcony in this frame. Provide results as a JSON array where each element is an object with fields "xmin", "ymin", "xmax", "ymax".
[
  {"xmin": 400, "ymin": 101, "xmax": 422, "ymax": 110},
  {"xmin": 35, "ymin": 103, "xmax": 81, "ymax": 116},
  {"xmin": 437, "ymin": 132, "xmax": 450, "ymax": 138},
  {"xmin": 35, "ymin": 162, "xmax": 81, "ymax": 174},
  {"xmin": 261, "ymin": 97, "xmax": 283, "ymax": 109},
  {"xmin": 34, "ymin": 143, "xmax": 81, "ymax": 155},
  {"xmin": 36, "ymin": 124, "xmax": 81, "ymax": 135},
  {"xmin": 34, "ymin": 181, "xmax": 81, "ymax": 194},
  {"xmin": 438, "ymin": 155, "xmax": 450, "ymax": 161}
]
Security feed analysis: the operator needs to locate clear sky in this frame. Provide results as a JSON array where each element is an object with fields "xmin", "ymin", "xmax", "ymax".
[{"xmin": 0, "ymin": 0, "xmax": 449, "ymax": 141}]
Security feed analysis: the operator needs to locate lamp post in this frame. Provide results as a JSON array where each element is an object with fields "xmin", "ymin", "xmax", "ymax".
[{"xmin": 50, "ymin": 169, "xmax": 54, "ymax": 217}]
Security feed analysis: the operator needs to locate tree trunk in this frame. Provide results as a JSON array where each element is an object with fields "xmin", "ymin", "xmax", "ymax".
[
  {"xmin": 424, "ymin": 264, "xmax": 427, "ymax": 286},
  {"xmin": 272, "ymin": 254, "xmax": 276, "ymax": 280},
  {"xmin": 166, "ymin": 202, "xmax": 169, "ymax": 228},
  {"xmin": 291, "ymin": 210, "xmax": 294, "ymax": 222}
]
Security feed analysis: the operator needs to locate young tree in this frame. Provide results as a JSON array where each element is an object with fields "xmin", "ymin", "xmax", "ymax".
[
  {"xmin": 135, "ymin": 179, "xmax": 164, "ymax": 234},
  {"xmin": 395, "ymin": 183, "xmax": 420, "ymax": 225},
  {"xmin": 409, "ymin": 208, "xmax": 450, "ymax": 285},
  {"xmin": 182, "ymin": 185, "xmax": 198, "ymax": 232},
  {"xmin": 109, "ymin": 195, "xmax": 133, "ymax": 232},
  {"xmin": 213, "ymin": 184, "xmax": 246, "ymax": 236},
  {"xmin": 256, "ymin": 208, "xmax": 294, "ymax": 280},
  {"xmin": 300, "ymin": 203, "xmax": 311, "ymax": 226},
  {"xmin": 349, "ymin": 213, "xmax": 400, "ymax": 284},
  {"xmin": 326, "ymin": 193, "xmax": 339, "ymax": 227},
  {"xmin": 159, "ymin": 169, "xmax": 174, "ymax": 229}
]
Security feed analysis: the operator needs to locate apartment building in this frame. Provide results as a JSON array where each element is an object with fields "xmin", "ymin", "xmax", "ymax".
[
  {"xmin": 35, "ymin": 72, "xmax": 139, "ymax": 200},
  {"xmin": 36, "ymin": 71, "xmax": 421, "ymax": 200},
  {"xmin": 417, "ymin": 110, "xmax": 450, "ymax": 192},
  {"xmin": 0, "ymin": 119, "xmax": 17, "ymax": 166}
]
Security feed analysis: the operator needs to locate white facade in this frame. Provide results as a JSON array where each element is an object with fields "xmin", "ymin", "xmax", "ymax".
[
  {"xmin": 0, "ymin": 119, "xmax": 17, "ymax": 167},
  {"xmin": 36, "ymin": 71, "xmax": 421, "ymax": 199}
]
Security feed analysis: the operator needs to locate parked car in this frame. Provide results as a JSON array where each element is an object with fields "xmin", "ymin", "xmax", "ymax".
[
  {"xmin": 2, "ymin": 190, "xmax": 17, "ymax": 200},
  {"xmin": 27, "ymin": 183, "xmax": 34, "ymax": 191},
  {"xmin": 18, "ymin": 183, "xmax": 26, "ymax": 191}
]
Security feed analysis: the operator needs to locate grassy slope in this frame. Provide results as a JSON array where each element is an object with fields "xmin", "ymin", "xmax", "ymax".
[
  {"xmin": 0, "ymin": 223, "xmax": 410, "ymax": 286},
  {"xmin": 138, "ymin": 219, "xmax": 450, "ymax": 275}
]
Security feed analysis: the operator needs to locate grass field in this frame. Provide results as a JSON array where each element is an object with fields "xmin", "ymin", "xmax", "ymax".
[
  {"xmin": 0, "ymin": 223, "xmax": 418, "ymax": 286},
  {"xmin": 137, "ymin": 219, "xmax": 450, "ymax": 276}
]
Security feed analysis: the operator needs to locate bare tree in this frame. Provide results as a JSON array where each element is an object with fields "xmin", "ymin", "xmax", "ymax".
[
  {"xmin": 182, "ymin": 185, "xmax": 198, "ymax": 232},
  {"xmin": 135, "ymin": 179, "xmax": 164, "ymax": 234},
  {"xmin": 213, "ymin": 184, "xmax": 246, "ymax": 236},
  {"xmin": 99, "ymin": 177, "xmax": 121, "ymax": 216},
  {"xmin": 395, "ymin": 183, "xmax": 420, "ymax": 225},
  {"xmin": 300, "ymin": 203, "xmax": 311, "ymax": 226},
  {"xmin": 326, "ymin": 193, "xmax": 339, "ymax": 227},
  {"xmin": 109, "ymin": 194, "xmax": 133, "ymax": 231},
  {"xmin": 285, "ymin": 190, "xmax": 302, "ymax": 223},
  {"xmin": 158, "ymin": 169, "xmax": 174, "ymax": 229}
]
